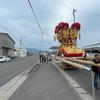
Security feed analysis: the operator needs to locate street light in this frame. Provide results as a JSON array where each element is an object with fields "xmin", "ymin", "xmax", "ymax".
[{"xmin": 73, "ymin": 9, "xmax": 76, "ymax": 23}]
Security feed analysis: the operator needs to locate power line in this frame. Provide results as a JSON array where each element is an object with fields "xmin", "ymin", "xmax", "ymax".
[
  {"xmin": 0, "ymin": 0, "xmax": 43, "ymax": 37},
  {"xmin": 27, "ymin": 0, "xmax": 43, "ymax": 36},
  {"xmin": 0, "ymin": 15, "xmax": 23, "ymax": 37},
  {"xmin": 53, "ymin": 0, "xmax": 73, "ymax": 10},
  {"xmin": 0, "ymin": 25, "xmax": 19, "ymax": 41},
  {"xmin": 0, "ymin": 1, "xmax": 35, "ymax": 23},
  {"xmin": 81, "ymin": 28, "xmax": 100, "ymax": 32},
  {"xmin": 77, "ymin": 10, "xmax": 100, "ymax": 17},
  {"xmin": 0, "ymin": 16, "xmax": 35, "ymax": 47},
  {"xmin": 0, "ymin": 24, "xmax": 36, "ymax": 48},
  {"xmin": 54, "ymin": 1, "xmax": 100, "ymax": 17},
  {"xmin": 27, "ymin": 0, "xmax": 44, "ymax": 50}
]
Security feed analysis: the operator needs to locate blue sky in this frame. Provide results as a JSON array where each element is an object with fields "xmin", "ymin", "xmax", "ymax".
[{"xmin": 0, "ymin": 0, "xmax": 100, "ymax": 50}]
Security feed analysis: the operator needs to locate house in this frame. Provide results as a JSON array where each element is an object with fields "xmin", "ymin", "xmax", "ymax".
[
  {"xmin": 0, "ymin": 33, "xmax": 15, "ymax": 57},
  {"xmin": 15, "ymin": 48, "xmax": 27, "ymax": 57},
  {"xmin": 20, "ymin": 48, "xmax": 27, "ymax": 57}
]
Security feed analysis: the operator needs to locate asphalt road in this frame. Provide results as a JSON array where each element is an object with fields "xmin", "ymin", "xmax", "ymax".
[
  {"xmin": 0, "ymin": 55, "xmax": 38, "ymax": 87},
  {"xmin": 8, "ymin": 63, "xmax": 81, "ymax": 100},
  {"xmin": 65, "ymin": 65, "xmax": 100, "ymax": 100},
  {"xmin": 1, "ymin": 57, "xmax": 99, "ymax": 100}
]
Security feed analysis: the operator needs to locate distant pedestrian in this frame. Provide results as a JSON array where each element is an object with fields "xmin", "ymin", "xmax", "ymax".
[
  {"xmin": 41, "ymin": 54, "xmax": 46, "ymax": 63},
  {"xmin": 82, "ymin": 52, "xmax": 86, "ymax": 59},
  {"xmin": 39, "ymin": 52, "xmax": 42, "ymax": 63},
  {"xmin": 91, "ymin": 54, "xmax": 100, "ymax": 90},
  {"xmin": 49, "ymin": 57, "xmax": 52, "ymax": 61},
  {"xmin": 46, "ymin": 52, "xmax": 49, "ymax": 64}
]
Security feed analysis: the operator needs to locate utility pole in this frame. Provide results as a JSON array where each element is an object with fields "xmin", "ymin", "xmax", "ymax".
[
  {"xmin": 73, "ymin": 9, "xmax": 76, "ymax": 23},
  {"xmin": 20, "ymin": 37, "xmax": 22, "ymax": 49},
  {"xmin": 19, "ymin": 37, "xmax": 22, "ymax": 57}
]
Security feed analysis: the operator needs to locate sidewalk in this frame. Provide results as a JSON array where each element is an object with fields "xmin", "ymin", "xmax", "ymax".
[{"xmin": 8, "ymin": 62, "xmax": 81, "ymax": 100}]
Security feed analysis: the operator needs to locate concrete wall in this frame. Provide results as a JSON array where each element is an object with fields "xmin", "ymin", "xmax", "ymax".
[
  {"xmin": 8, "ymin": 49, "xmax": 15, "ymax": 57},
  {"xmin": 0, "ymin": 33, "xmax": 15, "ymax": 56},
  {"xmin": 0, "ymin": 33, "xmax": 15, "ymax": 49},
  {"xmin": 0, "ymin": 49, "xmax": 2, "ymax": 56}
]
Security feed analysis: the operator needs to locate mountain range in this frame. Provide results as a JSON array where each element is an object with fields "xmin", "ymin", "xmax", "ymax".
[{"xmin": 26, "ymin": 48, "xmax": 41, "ymax": 54}]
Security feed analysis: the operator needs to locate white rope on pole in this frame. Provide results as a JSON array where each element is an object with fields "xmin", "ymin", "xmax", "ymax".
[{"xmin": 83, "ymin": 66, "xmax": 91, "ymax": 71}]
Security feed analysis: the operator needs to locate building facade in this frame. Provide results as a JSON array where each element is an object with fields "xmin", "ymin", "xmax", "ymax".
[
  {"xmin": 0, "ymin": 33, "xmax": 15, "ymax": 57},
  {"xmin": 15, "ymin": 48, "xmax": 27, "ymax": 57}
]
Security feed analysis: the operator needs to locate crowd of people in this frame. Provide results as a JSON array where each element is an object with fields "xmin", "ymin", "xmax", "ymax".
[{"xmin": 39, "ymin": 52, "xmax": 52, "ymax": 64}]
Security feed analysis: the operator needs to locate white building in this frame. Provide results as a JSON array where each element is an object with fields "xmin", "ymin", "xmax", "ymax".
[{"xmin": 15, "ymin": 48, "xmax": 27, "ymax": 57}]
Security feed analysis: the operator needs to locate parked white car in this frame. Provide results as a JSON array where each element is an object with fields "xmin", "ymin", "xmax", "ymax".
[{"xmin": 0, "ymin": 56, "xmax": 11, "ymax": 62}]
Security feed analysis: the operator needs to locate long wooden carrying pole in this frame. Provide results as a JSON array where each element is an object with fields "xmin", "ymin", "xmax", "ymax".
[
  {"xmin": 64, "ymin": 56, "xmax": 94, "ymax": 60},
  {"xmin": 65, "ymin": 58, "xmax": 100, "ymax": 67},
  {"xmin": 76, "ymin": 56, "xmax": 94, "ymax": 60},
  {"xmin": 62, "ymin": 59, "xmax": 84, "ymax": 70},
  {"xmin": 55, "ymin": 57, "xmax": 90, "ymax": 70}
]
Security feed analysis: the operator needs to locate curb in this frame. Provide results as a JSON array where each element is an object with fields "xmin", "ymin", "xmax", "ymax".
[
  {"xmin": 27, "ymin": 60, "xmax": 40, "ymax": 75},
  {"xmin": 52, "ymin": 61, "xmax": 95, "ymax": 100}
]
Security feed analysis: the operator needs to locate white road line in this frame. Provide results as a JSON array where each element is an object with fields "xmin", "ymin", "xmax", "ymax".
[
  {"xmin": 0, "ymin": 62, "xmax": 37, "ymax": 100},
  {"xmin": 0, "ymin": 74, "xmax": 27, "ymax": 100},
  {"xmin": 0, "ymin": 76, "xmax": 27, "ymax": 100},
  {"xmin": 52, "ymin": 62, "xmax": 95, "ymax": 100}
]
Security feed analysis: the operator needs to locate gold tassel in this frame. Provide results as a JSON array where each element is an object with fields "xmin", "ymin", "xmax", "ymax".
[
  {"xmin": 54, "ymin": 34, "xmax": 57, "ymax": 41},
  {"xmin": 79, "ymin": 32, "xmax": 81, "ymax": 39}
]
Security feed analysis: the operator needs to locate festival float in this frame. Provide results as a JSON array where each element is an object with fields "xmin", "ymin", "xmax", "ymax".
[
  {"xmin": 54, "ymin": 22, "xmax": 87, "ymax": 69},
  {"xmin": 54, "ymin": 22, "xmax": 85, "ymax": 57}
]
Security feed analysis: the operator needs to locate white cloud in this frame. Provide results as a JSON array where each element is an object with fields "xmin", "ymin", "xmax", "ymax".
[{"xmin": 0, "ymin": 0, "xmax": 100, "ymax": 50}]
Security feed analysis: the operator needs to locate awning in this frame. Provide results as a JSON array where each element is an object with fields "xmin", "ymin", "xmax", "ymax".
[
  {"xmin": 49, "ymin": 46, "xmax": 59, "ymax": 49},
  {"xmin": 2, "ymin": 46, "xmax": 12, "ymax": 49}
]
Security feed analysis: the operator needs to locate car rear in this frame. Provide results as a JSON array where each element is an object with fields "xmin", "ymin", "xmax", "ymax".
[{"xmin": 0, "ymin": 56, "xmax": 5, "ymax": 62}]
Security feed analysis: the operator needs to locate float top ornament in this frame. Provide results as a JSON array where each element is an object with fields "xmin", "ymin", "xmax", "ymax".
[
  {"xmin": 54, "ymin": 22, "xmax": 81, "ymax": 44},
  {"xmin": 71, "ymin": 22, "xmax": 81, "ymax": 31},
  {"xmin": 54, "ymin": 22, "xmax": 84, "ymax": 57},
  {"xmin": 54, "ymin": 22, "xmax": 69, "ymax": 34}
]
